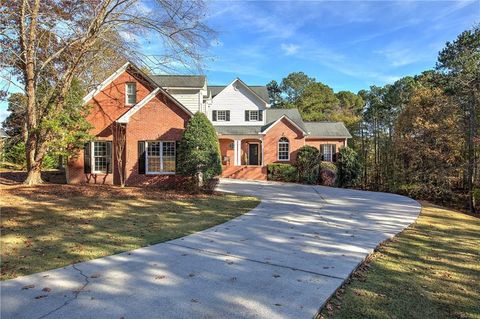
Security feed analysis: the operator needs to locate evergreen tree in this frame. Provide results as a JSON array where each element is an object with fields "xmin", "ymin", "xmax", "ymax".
[{"xmin": 177, "ymin": 112, "xmax": 222, "ymax": 182}]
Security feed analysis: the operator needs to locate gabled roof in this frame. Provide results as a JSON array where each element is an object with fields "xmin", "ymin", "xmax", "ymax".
[
  {"xmin": 263, "ymin": 109, "xmax": 307, "ymax": 133},
  {"xmin": 208, "ymin": 79, "xmax": 269, "ymax": 104},
  {"xmin": 82, "ymin": 62, "xmax": 193, "ymax": 120},
  {"xmin": 116, "ymin": 88, "xmax": 160, "ymax": 123},
  {"xmin": 152, "ymin": 75, "xmax": 206, "ymax": 89},
  {"xmin": 304, "ymin": 122, "xmax": 352, "ymax": 138}
]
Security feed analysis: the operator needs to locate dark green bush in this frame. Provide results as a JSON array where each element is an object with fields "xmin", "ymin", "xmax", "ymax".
[
  {"xmin": 295, "ymin": 146, "xmax": 320, "ymax": 184},
  {"xmin": 177, "ymin": 112, "xmax": 222, "ymax": 183},
  {"xmin": 336, "ymin": 147, "xmax": 361, "ymax": 187},
  {"xmin": 267, "ymin": 163, "xmax": 298, "ymax": 182}
]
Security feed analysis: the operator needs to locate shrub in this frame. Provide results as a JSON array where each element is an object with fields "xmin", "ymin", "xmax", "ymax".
[
  {"xmin": 177, "ymin": 112, "xmax": 222, "ymax": 184},
  {"xmin": 320, "ymin": 161, "xmax": 337, "ymax": 173},
  {"xmin": 319, "ymin": 168, "xmax": 336, "ymax": 186},
  {"xmin": 397, "ymin": 184, "xmax": 455, "ymax": 204},
  {"xmin": 295, "ymin": 146, "xmax": 320, "ymax": 184},
  {"xmin": 267, "ymin": 163, "xmax": 298, "ymax": 182},
  {"xmin": 336, "ymin": 147, "xmax": 361, "ymax": 187}
]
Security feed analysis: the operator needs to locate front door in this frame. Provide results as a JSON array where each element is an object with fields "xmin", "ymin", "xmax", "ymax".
[{"xmin": 248, "ymin": 143, "xmax": 259, "ymax": 165}]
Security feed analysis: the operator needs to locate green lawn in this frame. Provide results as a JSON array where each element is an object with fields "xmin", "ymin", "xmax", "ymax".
[
  {"xmin": 0, "ymin": 184, "xmax": 259, "ymax": 280},
  {"xmin": 317, "ymin": 202, "xmax": 480, "ymax": 319}
]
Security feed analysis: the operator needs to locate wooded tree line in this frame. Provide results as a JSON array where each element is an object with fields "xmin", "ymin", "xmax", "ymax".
[{"xmin": 268, "ymin": 25, "xmax": 479, "ymax": 213}]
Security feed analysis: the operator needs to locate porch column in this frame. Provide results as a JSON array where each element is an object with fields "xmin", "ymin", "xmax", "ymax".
[
  {"xmin": 233, "ymin": 139, "xmax": 242, "ymax": 166},
  {"xmin": 261, "ymin": 139, "xmax": 264, "ymax": 166}
]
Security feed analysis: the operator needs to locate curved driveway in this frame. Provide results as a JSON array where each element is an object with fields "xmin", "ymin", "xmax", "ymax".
[{"xmin": 1, "ymin": 179, "xmax": 421, "ymax": 319}]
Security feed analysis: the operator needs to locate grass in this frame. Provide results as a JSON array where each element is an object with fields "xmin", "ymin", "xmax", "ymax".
[
  {"xmin": 0, "ymin": 184, "xmax": 259, "ymax": 280},
  {"xmin": 318, "ymin": 201, "xmax": 480, "ymax": 319}
]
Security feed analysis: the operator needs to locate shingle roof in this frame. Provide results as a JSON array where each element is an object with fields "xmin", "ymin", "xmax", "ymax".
[
  {"xmin": 151, "ymin": 75, "xmax": 206, "ymax": 88},
  {"xmin": 304, "ymin": 122, "xmax": 352, "ymax": 138},
  {"xmin": 263, "ymin": 109, "xmax": 308, "ymax": 133},
  {"xmin": 208, "ymin": 85, "xmax": 269, "ymax": 103},
  {"xmin": 214, "ymin": 126, "xmax": 263, "ymax": 135}
]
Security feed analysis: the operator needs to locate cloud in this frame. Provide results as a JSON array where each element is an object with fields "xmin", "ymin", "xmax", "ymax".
[
  {"xmin": 281, "ymin": 43, "xmax": 299, "ymax": 56},
  {"xmin": 0, "ymin": 109, "xmax": 10, "ymax": 123}
]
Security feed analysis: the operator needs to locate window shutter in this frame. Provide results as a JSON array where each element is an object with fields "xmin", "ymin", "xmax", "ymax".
[
  {"xmin": 212, "ymin": 110, "xmax": 217, "ymax": 121},
  {"xmin": 138, "ymin": 141, "xmax": 146, "ymax": 174},
  {"xmin": 332, "ymin": 144, "xmax": 337, "ymax": 162},
  {"xmin": 84, "ymin": 142, "xmax": 91, "ymax": 174},
  {"xmin": 259, "ymin": 110, "xmax": 263, "ymax": 121},
  {"xmin": 226, "ymin": 110, "xmax": 230, "ymax": 121},
  {"xmin": 106, "ymin": 141, "xmax": 112, "ymax": 173},
  {"xmin": 320, "ymin": 144, "xmax": 325, "ymax": 161},
  {"xmin": 245, "ymin": 110, "xmax": 249, "ymax": 121}
]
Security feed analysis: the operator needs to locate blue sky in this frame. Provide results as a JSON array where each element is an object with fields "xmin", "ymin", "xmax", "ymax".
[
  {"xmin": 203, "ymin": 0, "xmax": 479, "ymax": 90},
  {"xmin": 1, "ymin": 0, "xmax": 478, "ymax": 122}
]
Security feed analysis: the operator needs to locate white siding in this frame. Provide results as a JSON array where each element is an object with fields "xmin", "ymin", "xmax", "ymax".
[
  {"xmin": 169, "ymin": 89, "xmax": 201, "ymax": 113},
  {"xmin": 210, "ymin": 81, "xmax": 267, "ymax": 126}
]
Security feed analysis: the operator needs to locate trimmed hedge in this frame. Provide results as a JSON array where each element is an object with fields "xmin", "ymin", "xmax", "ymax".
[
  {"xmin": 267, "ymin": 163, "xmax": 298, "ymax": 182},
  {"xmin": 296, "ymin": 146, "xmax": 320, "ymax": 184}
]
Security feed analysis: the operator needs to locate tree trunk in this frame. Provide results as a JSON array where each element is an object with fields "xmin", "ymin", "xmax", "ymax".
[
  {"xmin": 24, "ymin": 162, "xmax": 43, "ymax": 185},
  {"xmin": 467, "ymin": 96, "xmax": 477, "ymax": 214}
]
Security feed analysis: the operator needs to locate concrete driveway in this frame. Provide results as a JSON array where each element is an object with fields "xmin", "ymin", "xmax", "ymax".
[{"xmin": 1, "ymin": 179, "xmax": 421, "ymax": 319}]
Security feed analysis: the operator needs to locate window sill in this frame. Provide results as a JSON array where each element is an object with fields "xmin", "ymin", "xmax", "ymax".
[
  {"xmin": 277, "ymin": 159, "xmax": 290, "ymax": 162},
  {"xmin": 145, "ymin": 172, "xmax": 176, "ymax": 175}
]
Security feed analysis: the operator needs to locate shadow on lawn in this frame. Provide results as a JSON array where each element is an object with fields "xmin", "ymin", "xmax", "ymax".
[
  {"xmin": 318, "ymin": 202, "xmax": 480, "ymax": 319},
  {"xmin": 0, "ymin": 184, "xmax": 258, "ymax": 280}
]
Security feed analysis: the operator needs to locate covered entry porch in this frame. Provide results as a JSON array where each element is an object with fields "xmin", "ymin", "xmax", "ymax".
[{"xmin": 218, "ymin": 136, "xmax": 267, "ymax": 180}]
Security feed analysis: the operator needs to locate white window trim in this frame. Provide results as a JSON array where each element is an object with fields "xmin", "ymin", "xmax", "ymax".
[
  {"xmin": 216, "ymin": 110, "xmax": 228, "ymax": 122},
  {"xmin": 145, "ymin": 141, "xmax": 176, "ymax": 175},
  {"xmin": 248, "ymin": 110, "xmax": 261, "ymax": 121},
  {"xmin": 277, "ymin": 138, "xmax": 290, "ymax": 161},
  {"xmin": 125, "ymin": 82, "xmax": 137, "ymax": 106},
  {"xmin": 91, "ymin": 141, "xmax": 111, "ymax": 174},
  {"xmin": 323, "ymin": 144, "xmax": 334, "ymax": 162}
]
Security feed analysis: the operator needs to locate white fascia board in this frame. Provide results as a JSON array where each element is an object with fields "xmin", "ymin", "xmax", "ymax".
[
  {"xmin": 261, "ymin": 115, "xmax": 307, "ymax": 135},
  {"xmin": 116, "ymin": 88, "xmax": 160, "ymax": 123},
  {"xmin": 213, "ymin": 78, "xmax": 269, "ymax": 107},
  {"xmin": 82, "ymin": 62, "xmax": 130, "ymax": 104}
]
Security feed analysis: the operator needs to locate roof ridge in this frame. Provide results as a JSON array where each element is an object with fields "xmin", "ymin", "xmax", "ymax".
[{"xmin": 153, "ymin": 74, "xmax": 205, "ymax": 77}]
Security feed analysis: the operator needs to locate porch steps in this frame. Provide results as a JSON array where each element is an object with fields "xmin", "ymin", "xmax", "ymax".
[{"xmin": 222, "ymin": 166, "xmax": 267, "ymax": 181}]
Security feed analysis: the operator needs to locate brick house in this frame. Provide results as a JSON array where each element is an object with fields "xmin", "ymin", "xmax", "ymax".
[{"xmin": 67, "ymin": 62, "xmax": 351, "ymax": 185}]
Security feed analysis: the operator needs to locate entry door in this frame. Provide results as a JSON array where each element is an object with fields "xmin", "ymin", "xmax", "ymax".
[{"xmin": 248, "ymin": 143, "xmax": 259, "ymax": 165}]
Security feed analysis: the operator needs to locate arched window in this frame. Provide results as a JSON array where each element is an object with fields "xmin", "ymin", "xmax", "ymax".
[{"xmin": 278, "ymin": 137, "xmax": 289, "ymax": 161}]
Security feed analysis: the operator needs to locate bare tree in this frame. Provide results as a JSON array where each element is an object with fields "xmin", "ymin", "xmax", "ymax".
[
  {"xmin": 0, "ymin": 0, "xmax": 213, "ymax": 185},
  {"xmin": 112, "ymin": 122, "xmax": 127, "ymax": 187}
]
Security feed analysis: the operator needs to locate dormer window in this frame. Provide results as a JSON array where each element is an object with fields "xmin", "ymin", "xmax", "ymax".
[
  {"xmin": 126, "ymin": 82, "xmax": 136, "ymax": 105},
  {"xmin": 245, "ymin": 110, "xmax": 263, "ymax": 122}
]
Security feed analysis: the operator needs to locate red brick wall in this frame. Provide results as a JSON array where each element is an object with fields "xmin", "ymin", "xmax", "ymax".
[
  {"xmin": 124, "ymin": 93, "xmax": 190, "ymax": 186},
  {"xmin": 219, "ymin": 139, "xmax": 235, "ymax": 166},
  {"xmin": 263, "ymin": 118, "xmax": 305, "ymax": 165},
  {"xmin": 67, "ymin": 68, "xmax": 190, "ymax": 186}
]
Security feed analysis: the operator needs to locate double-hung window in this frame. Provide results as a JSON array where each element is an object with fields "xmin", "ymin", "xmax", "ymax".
[
  {"xmin": 146, "ymin": 141, "xmax": 176, "ymax": 174},
  {"xmin": 245, "ymin": 110, "xmax": 263, "ymax": 122},
  {"xmin": 278, "ymin": 137, "xmax": 289, "ymax": 161},
  {"xmin": 249, "ymin": 110, "xmax": 259, "ymax": 121},
  {"xmin": 217, "ymin": 110, "xmax": 228, "ymax": 121},
  {"xmin": 126, "ymin": 82, "xmax": 136, "ymax": 105},
  {"xmin": 84, "ymin": 141, "xmax": 112, "ymax": 174},
  {"xmin": 213, "ymin": 110, "xmax": 230, "ymax": 122},
  {"xmin": 321, "ymin": 144, "xmax": 334, "ymax": 162}
]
